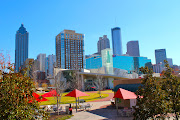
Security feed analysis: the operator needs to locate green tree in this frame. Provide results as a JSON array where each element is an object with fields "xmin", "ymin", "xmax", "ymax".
[
  {"xmin": 134, "ymin": 61, "xmax": 180, "ymax": 120},
  {"xmin": 0, "ymin": 54, "xmax": 49, "ymax": 119},
  {"xmin": 161, "ymin": 60, "xmax": 180, "ymax": 119},
  {"xmin": 133, "ymin": 67, "xmax": 166, "ymax": 120}
]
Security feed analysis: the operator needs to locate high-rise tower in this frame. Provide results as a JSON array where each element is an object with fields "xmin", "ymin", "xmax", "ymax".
[
  {"xmin": 97, "ymin": 35, "xmax": 110, "ymax": 54},
  {"xmin": 37, "ymin": 53, "xmax": 46, "ymax": 72},
  {"xmin": 126, "ymin": 41, "xmax": 140, "ymax": 56},
  {"xmin": 48, "ymin": 54, "xmax": 56, "ymax": 76},
  {"xmin": 155, "ymin": 49, "xmax": 167, "ymax": 66},
  {"xmin": 111, "ymin": 27, "xmax": 122, "ymax": 55},
  {"xmin": 15, "ymin": 24, "xmax": 29, "ymax": 72},
  {"xmin": 56, "ymin": 30, "xmax": 84, "ymax": 69}
]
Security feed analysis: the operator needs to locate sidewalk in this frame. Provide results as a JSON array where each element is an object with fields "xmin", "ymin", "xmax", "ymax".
[{"xmin": 68, "ymin": 101, "xmax": 133, "ymax": 120}]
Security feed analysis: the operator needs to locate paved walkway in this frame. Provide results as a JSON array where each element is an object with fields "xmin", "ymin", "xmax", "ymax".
[
  {"xmin": 67, "ymin": 91, "xmax": 132, "ymax": 120},
  {"xmin": 68, "ymin": 101, "xmax": 133, "ymax": 120}
]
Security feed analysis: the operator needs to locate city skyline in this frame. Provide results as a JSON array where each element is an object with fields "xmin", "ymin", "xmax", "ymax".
[{"xmin": 1, "ymin": 1, "xmax": 180, "ymax": 65}]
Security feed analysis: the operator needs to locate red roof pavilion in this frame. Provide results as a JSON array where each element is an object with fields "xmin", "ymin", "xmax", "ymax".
[{"xmin": 113, "ymin": 88, "xmax": 138, "ymax": 100}]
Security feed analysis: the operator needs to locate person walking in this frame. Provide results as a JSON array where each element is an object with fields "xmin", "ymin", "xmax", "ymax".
[{"xmin": 69, "ymin": 104, "xmax": 72, "ymax": 115}]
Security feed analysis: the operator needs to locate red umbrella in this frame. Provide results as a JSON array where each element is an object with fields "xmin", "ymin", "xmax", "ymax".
[
  {"xmin": 65, "ymin": 89, "xmax": 89, "ymax": 98},
  {"xmin": 65, "ymin": 89, "xmax": 89, "ymax": 112},
  {"xmin": 36, "ymin": 97, "xmax": 48, "ymax": 102},
  {"xmin": 28, "ymin": 92, "xmax": 48, "ymax": 103},
  {"xmin": 113, "ymin": 88, "xmax": 138, "ymax": 100},
  {"xmin": 42, "ymin": 90, "xmax": 60, "ymax": 97},
  {"xmin": 33, "ymin": 92, "xmax": 40, "ymax": 98}
]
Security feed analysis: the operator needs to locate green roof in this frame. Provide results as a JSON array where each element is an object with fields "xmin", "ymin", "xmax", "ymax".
[{"xmin": 113, "ymin": 83, "xmax": 143, "ymax": 92}]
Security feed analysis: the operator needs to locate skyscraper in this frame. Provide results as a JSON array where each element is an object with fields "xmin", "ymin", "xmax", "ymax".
[
  {"xmin": 37, "ymin": 53, "xmax": 46, "ymax": 72},
  {"xmin": 15, "ymin": 24, "xmax": 29, "ymax": 72},
  {"xmin": 45, "ymin": 57, "xmax": 48, "ymax": 76},
  {"xmin": 167, "ymin": 58, "xmax": 173, "ymax": 67},
  {"xmin": 111, "ymin": 27, "xmax": 122, "ymax": 55},
  {"xmin": 56, "ymin": 30, "xmax": 84, "ymax": 69},
  {"xmin": 48, "ymin": 54, "xmax": 56, "ymax": 76},
  {"xmin": 155, "ymin": 49, "xmax": 167, "ymax": 66},
  {"xmin": 126, "ymin": 41, "xmax": 140, "ymax": 56},
  {"xmin": 97, "ymin": 35, "xmax": 110, "ymax": 54}
]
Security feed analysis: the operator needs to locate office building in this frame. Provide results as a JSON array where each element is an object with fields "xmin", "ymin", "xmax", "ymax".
[
  {"xmin": 15, "ymin": 24, "xmax": 29, "ymax": 72},
  {"xmin": 153, "ymin": 63, "xmax": 163, "ymax": 73},
  {"xmin": 86, "ymin": 54, "xmax": 151, "ymax": 73},
  {"xmin": 56, "ymin": 30, "xmax": 84, "ymax": 69},
  {"xmin": 45, "ymin": 57, "xmax": 48, "ymax": 76},
  {"xmin": 48, "ymin": 54, "xmax": 56, "ymax": 76},
  {"xmin": 155, "ymin": 49, "xmax": 167, "ymax": 66},
  {"xmin": 97, "ymin": 35, "xmax": 110, "ymax": 54},
  {"xmin": 111, "ymin": 27, "xmax": 122, "ymax": 55},
  {"xmin": 167, "ymin": 58, "xmax": 173, "ymax": 67},
  {"xmin": 101, "ymin": 48, "xmax": 113, "ymax": 74},
  {"xmin": 22, "ymin": 58, "xmax": 34, "ymax": 77},
  {"xmin": 126, "ymin": 41, "xmax": 140, "ymax": 56},
  {"xmin": 37, "ymin": 54, "xmax": 46, "ymax": 72}
]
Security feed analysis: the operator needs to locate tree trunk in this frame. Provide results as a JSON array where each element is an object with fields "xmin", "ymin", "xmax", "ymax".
[
  {"xmin": 76, "ymin": 98, "xmax": 77, "ymax": 112},
  {"xmin": 57, "ymin": 95, "xmax": 59, "ymax": 115},
  {"xmin": 78, "ymin": 97, "xmax": 79, "ymax": 105}
]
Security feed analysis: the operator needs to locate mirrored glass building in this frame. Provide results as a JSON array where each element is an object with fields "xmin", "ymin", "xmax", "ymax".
[
  {"xmin": 15, "ymin": 24, "xmax": 29, "ymax": 72},
  {"xmin": 111, "ymin": 27, "xmax": 122, "ymax": 55}
]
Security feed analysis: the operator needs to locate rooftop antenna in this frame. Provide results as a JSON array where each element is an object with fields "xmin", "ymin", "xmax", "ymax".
[{"xmin": 115, "ymin": 17, "xmax": 117, "ymax": 27}]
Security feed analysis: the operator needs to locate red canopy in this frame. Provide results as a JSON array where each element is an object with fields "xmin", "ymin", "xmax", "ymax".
[
  {"xmin": 113, "ymin": 88, "xmax": 138, "ymax": 100},
  {"xmin": 33, "ymin": 92, "xmax": 40, "ymax": 99},
  {"xmin": 28, "ymin": 93, "xmax": 48, "ymax": 103},
  {"xmin": 42, "ymin": 90, "xmax": 60, "ymax": 97},
  {"xmin": 65, "ymin": 89, "xmax": 89, "ymax": 98}
]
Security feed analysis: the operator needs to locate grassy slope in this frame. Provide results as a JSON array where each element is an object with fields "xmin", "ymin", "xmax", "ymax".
[{"xmin": 39, "ymin": 91, "xmax": 112, "ymax": 105}]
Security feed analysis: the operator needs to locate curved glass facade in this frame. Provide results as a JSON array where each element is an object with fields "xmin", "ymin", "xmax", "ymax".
[
  {"xmin": 113, "ymin": 56, "xmax": 151, "ymax": 73},
  {"xmin": 86, "ymin": 54, "xmax": 152, "ymax": 73},
  {"xmin": 111, "ymin": 27, "xmax": 122, "ymax": 55},
  {"xmin": 86, "ymin": 55, "xmax": 102, "ymax": 69}
]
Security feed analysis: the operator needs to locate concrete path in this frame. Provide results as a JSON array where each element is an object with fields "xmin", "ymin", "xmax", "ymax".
[
  {"xmin": 68, "ymin": 101, "xmax": 133, "ymax": 120},
  {"xmin": 67, "ymin": 91, "xmax": 133, "ymax": 120}
]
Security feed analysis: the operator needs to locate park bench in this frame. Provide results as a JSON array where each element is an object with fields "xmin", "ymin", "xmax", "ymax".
[
  {"xmin": 76, "ymin": 99, "xmax": 86, "ymax": 103},
  {"xmin": 85, "ymin": 103, "xmax": 92, "ymax": 110}
]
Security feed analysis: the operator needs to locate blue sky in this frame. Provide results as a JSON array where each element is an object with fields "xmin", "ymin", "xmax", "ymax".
[{"xmin": 0, "ymin": 0, "xmax": 180, "ymax": 65}]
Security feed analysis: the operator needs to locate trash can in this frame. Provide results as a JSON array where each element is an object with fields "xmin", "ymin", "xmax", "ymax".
[{"xmin": 65, "ymin": 106, "xmax": 69, "ymax": 114}]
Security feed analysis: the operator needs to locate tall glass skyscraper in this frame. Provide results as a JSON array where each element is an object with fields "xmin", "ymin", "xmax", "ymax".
[
  {"xmin": 15, "ymin": 24, "xmax": 29, "ymax": 72},
  {"xmin": 111, "ymin": 27, "xmax": 122, "ymax": 55},
  {"xmin": 155, "ymin": 49, "xmax": 167, "ymax": 66}
]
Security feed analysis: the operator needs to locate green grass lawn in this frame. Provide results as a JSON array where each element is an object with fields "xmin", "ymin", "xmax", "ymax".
[
  {"xmin": 55, "ymin": 115, "xmax": 73, "ymax": 120},
  {"xmin": 101, "ymin": 90, "xmax": 113, "ymax": 93},
  {"xmin": 38, "ymin": 91, "xmax": 109, "ymax": 105}
]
